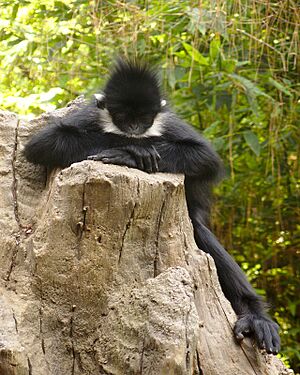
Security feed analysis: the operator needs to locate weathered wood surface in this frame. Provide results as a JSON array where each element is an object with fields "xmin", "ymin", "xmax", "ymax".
[{"xmin": 0, "ymin": 107, "xmax": 292, "ymax": 375}]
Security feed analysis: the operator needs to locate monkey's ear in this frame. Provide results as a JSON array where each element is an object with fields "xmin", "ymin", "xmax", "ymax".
[
  {"xmin": 161, "ymin": 99, "xmax": 167, "ymax": 107},
  {"xmin": 94, "ymin": 93, "xmax": 106, "ymax": 109}
]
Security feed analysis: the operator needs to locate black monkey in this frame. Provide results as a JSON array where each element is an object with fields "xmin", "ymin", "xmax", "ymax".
[{"xmin": 24, "ymin": 60, "xmax": 280, "ymax": 354}]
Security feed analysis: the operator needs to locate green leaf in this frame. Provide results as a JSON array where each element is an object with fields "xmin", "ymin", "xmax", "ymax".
[
  {"xmin": 288, "ymin": 301, "xmax": 297, "ymax": 317},
  {"xmin": 182, "ymin": 42, "xmax": 209, "ymax": 66},
  {"xmin": 269, "ymin": 77, "xmax": 293, "ymax": 97},
  {"xmin": 166, "ymin": 68, "xmax": 176, "ymax": 89},
  {"xmin": 222, "ymin": 59, "xmax": 236, "ymax": 73},
  {"xmin": 246, "ymin": 93, "xmax": 259, "ymax": 116},
  {"xmin": 243, "ymin": 131, "xmax": 261, "ymax": 156},
  {"xmin": 11, "ymin": 4, "xmax": 19, "ymax": 20},
  {"xmin": 209, "ymin": 37, "xmax": 220, "ymax": 62},
  {"xmin": 212, "ymin": 137, "xmax": 225, "ymax": 151},
  {"xmin": 198, "ymin": 23, "xmax": 207, "ymax": 36},
  {"xmin": 203, "ymin": 120, "xmax": 221, "ymax": 136},
  {"xmin": 230, "ymin": 74, "xmax": 271, "ymax": 99},
  {"xmin": 187, "ymin": 8, "xmax": 206, "ymax": 35}
]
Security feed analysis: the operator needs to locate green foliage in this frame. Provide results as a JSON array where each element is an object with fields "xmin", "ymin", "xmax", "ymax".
[{"xmin": 0, "ymin": 0, "xmax": 299, "ymax": 371}]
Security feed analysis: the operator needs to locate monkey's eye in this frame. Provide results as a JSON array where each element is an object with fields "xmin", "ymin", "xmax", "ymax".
[
  {"xmin": 139, "ymin": 114, "xmax": 156, "ymax": 125},
  {"xmin": 114, "ymin": 113, "xmax": 127, "ymax": 122}
]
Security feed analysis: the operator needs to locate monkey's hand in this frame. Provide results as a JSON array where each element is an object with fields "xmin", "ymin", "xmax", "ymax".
[
  {"xmin": 234, "ymin": 313, "xmax": 280, "ymax": 354},
  {"xmin": 88, "ymin": 146, "xmax": 160, "ymax": 173},
  {"xmin": 88, "ymin": 149, "xmax": 138, "ymax": 169},
  {"xmin": 122, "ymin": 145, "xmax": 160, "ymax": 173}
]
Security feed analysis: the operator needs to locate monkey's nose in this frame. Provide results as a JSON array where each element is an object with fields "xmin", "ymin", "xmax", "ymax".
[{"xmin": 129, "ymin": 123, "xmax": 142, "ymax": 135}]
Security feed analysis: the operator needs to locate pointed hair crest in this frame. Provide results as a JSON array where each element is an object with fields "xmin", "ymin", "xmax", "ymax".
[
  {"xmin": 110, "ymin": 58, "xmax": 160, "ymax": 84},
  {"xmin": 103, "ymin": 59, "xmax": 162, "ymax": 110}
]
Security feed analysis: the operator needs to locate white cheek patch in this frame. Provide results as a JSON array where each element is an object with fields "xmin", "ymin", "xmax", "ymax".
[
  {"xmin": 100, "ymin": 109, "xmax": 125, "ymax": 136},
  {"xmin": 142, "ymin": 112, "xmax": 166, "ymax": 137},
  {"xmin": 161, "ymin": 99, "xmax": 167, "ymax": 107},
  {"xmin": 99, "ymin": 109, "xmax": 167, "ymax": 138}
]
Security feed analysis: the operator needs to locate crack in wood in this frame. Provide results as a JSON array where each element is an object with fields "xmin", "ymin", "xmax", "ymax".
[
  {"xmin": 11, "ymin": 119, "xmax": 21, "ymax": 229},
  {"xmin": 184, "ymin": 297, "xmax": 193, "ymax": 372},
  {"xmin": 182, "ymin": 228, "xmax": 190, "ymax": 267},
  {"xmin": 75, "ymin": 175, "xmax": 90, "ymax": 259},
  {"xmin": 5, "ymin": 234, "xmax": 21, "ymax": 281},
  {"xmin": 98, "ymin": 364, "xmax": 115, "ymax": 375},
  {"xmin": 139, "ymin": 335, "xmax": 146, "ymax": 375},
  {"xmin": 118, "ymin": 202, "xmax": 137, "ymax": 264},
  {"xmin": 70, "ymin": 304, "xmax": 76, "ymax": 375},
  {"xmin": 118, "ymin": 179, "xmax": 140, "ymax": 264},
  {"xmin": 153, "ymin": 192, "xmax": 166, "ymax": 277},
  {"xmin": 39, "ymin": 306, "xmax": 46, "ymax": 355},
  {"xmin": 12, "ymin": 310, "xmax": 18, "ymax": 334},
  {"xmin": 80, "ymin": 180, "xmax": 89, "ymax": 237},
  {"xmin": 37, "ymin": 282, "xmax": 48, "ymax": 359},
  {"xmin": 6, "ymin": 119, "xmax": 23, "ymax": 282},
  {"xmin": 196, "ymin": 348, "xmax": 204, "ymax": 375},
  {"xmin": 27, "ymin": 357, "xmax": 32, "ymax": 375}
]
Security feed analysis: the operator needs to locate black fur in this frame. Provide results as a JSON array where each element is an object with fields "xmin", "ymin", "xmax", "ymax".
[{"xmin": 24, "ymin": 60, "xmax": 280, "ymax": 354}]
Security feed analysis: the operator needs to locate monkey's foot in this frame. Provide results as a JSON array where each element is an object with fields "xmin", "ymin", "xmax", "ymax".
[{"xmin": 234, "ymin": 313, "xmax": 280, "ymax": 354}]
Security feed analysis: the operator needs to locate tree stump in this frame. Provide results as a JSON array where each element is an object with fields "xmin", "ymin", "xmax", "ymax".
[{"xmin": 0, "ymin": 106, "xmax": 293, "ymax": 375}]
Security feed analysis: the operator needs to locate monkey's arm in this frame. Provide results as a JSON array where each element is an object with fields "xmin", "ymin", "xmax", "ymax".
[
  {"xmin": 154, "ymin": 114, "xmax": 223, "ymax": 181},
  {"xmin": 24, "ymin": 105, "xmax": 108, "ymax": 168},
  {"xmin": 86, "ymin": 111, "xmax": 223, "ymax": 176}
]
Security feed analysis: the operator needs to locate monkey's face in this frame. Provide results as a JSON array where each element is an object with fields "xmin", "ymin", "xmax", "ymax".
[
  {"xmin": 102, "ymin": 61, "xmax": 164, "ymax": 137},
  {"xmin": 109, "ymin": 107, "xmax": 158, "ymax": 136}
]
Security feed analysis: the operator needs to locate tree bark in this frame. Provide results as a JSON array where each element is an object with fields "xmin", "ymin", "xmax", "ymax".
[{"xmin": 0, "ymin": 105, "xmax": 293, "ymax": 375}]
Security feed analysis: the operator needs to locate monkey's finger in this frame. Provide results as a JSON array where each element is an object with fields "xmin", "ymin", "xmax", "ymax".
[
  {"xmin": 99, "ymin": 156, "xmax": 125, "ymax": 164},
  {"xmin": 271, "ymin": 325, "xmax": 280, "ymax": 354},
  {"xmin": 151, "ymin": 153, "xmax": 159, "ymax": 172},
  {"xmin": 253, "ymin": 320, "xmax": 265, "ymax": 349},
  {"xmin": 151, "ymin": 146, "xmax": 161, "ymax": 160},
  {"xmin": 123, "ymin": 146, "xmax": 145, "ymax": 171},
  {"xmin": 101, "ymin": 156, "xmax": 137, "ymax": 169},
  {"xmin": 87, "ymin": 154, "xmax": 102, "ymax": 161},
  {"xmin": 235, "ymin": 332, "xmax": 244, "ymax": 341},
  {"xmin": 146, "ymin": 149, "xmax": 159, "ymax": 172},
  {"xmin": 263, "ymin": 321, "xmax": 280, "ymax": 354},
  {"xmin": 98, "ymin": 149, "xmax": 124, "ymax": 158},
  {"xmin": 142, "ymin": 155, "xmax": 154, "ymax": 173},
  {"xmin": 262, "ymin": 323, "xmax": 273, "ymax": 354},
  {"xmin": 147, "ymin": 154, "xmax": 158, "ymax": 172},
  {"xmin": 135, "ymin": 156, "xmax": 145, "ymax": 171},
  {"xmin": 90, "ymin": 149, "xmax": 127, "ymax": 160},
  {"xmin": 234, "ymin": 315, "xmax": 252, "ymax": 340},
  {"xmin": 148, "ymin": 147, "xmax": 160, "ymax": 172},
  {"xmin": 88, "ymin": 150, "xmax": 118, "ymax": 160},
  {"xmin": 100, "ymin": 157, "xmax": 113, "ymax": 163}
]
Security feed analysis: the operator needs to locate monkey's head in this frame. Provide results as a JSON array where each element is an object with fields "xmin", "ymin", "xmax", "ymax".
[{"xmin": 96, "ymin": 60, "xmax": 166, "ymax": 137}]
